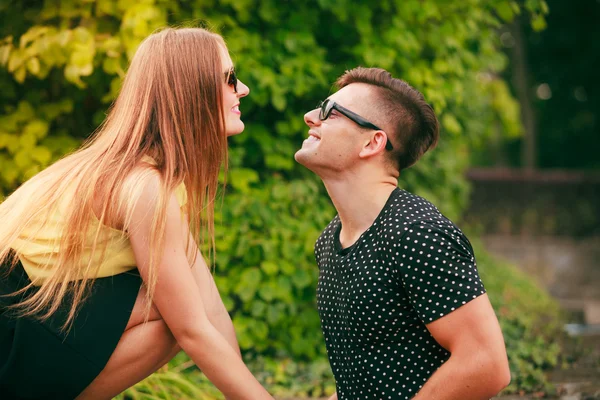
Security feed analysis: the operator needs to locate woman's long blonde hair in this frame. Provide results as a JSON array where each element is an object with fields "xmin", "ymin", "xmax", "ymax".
[{"xmin": 0, "ymin": 27, "xmax": 228, "ymax": 328}]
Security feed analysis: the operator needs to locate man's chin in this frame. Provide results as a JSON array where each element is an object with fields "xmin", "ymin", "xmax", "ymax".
[
  {"xmin": 294, "ymin": 149, "xmax": 320, "ymax": 173},
  {"xmin": 294, "ymin": 149, "xmax": 309, "ymax": 166}
]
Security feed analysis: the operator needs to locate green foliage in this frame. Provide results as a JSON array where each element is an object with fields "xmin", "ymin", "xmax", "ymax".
[
  {"xmin": 213, "ymin": 177, "xmax": 333, "ymax": 360},
  {"xmin": 0, "ymin": 0, "xmax": 559, "ymax": 396},
  {"xmin": 474, "ymin": 238, "xmax": 563, "ymax": 394},
  {"xmin": 503, "ymin": 0, "xmax": 599, "ymax": 169},
  {"xmin": 116, "ymin": 353, "xmax": 223, "ymax": 400}
]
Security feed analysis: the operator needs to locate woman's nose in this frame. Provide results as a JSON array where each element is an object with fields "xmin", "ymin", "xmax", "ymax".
[{"xmin": 236, "ymin": 79, "xmax": 250, "ymax": 98}]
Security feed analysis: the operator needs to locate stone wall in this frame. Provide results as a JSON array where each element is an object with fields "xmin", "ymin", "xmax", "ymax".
[
  {"xmin": 481, "ymin": 235, "xmax": 600, "ymax": 323},
  {"xmin": 463, "ymin": 168, "xmax": 600, "ymax": 323},
  {"xmin": 463, "ymin": 168, "xmax": 600, "ymax": 237}
]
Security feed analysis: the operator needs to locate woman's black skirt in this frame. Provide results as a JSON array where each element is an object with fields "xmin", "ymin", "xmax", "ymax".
[{"xmin": 0, "ymin": 256, "xmax": 142, "ymax": 400}]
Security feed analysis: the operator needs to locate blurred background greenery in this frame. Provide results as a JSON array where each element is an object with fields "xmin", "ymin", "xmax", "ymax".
[{"xmin": 1, "ymin": 0, "xmax": 598, "ymax": 398}]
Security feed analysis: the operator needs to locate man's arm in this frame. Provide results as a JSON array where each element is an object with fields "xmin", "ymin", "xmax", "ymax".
[
  {"xmin": 327, "ymin": 392, "xmax": 338, "ymax": 400},
  {"xmin": 411, "ymin": 294, "xmax": 510, "ymax": 399}
]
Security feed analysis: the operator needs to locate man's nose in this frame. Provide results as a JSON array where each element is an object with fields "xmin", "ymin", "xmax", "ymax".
[{"xmin": 304, "ymin": 108, "xmax": 321, "ymax": 127}]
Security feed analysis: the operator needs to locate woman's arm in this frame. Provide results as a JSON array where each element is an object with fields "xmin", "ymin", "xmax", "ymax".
[
  {"xmin": 128, "ymin": 176, "xmax": 271, "ymax": 399},
  {"xmin": 189, "ymin": 245, "xmax": 241, "ymax": 357}
]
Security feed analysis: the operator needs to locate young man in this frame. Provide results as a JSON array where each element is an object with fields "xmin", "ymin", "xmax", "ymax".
[{"xmin": 295, "ymin": 67, "xmax": 510, "ymax": 400}]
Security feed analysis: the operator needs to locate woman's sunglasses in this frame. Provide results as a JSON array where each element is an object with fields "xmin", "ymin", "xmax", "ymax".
[
  {"xmin": 225, "ymin": 68, "xmax": 238, "ymax": 93},
  {"xmin": 317, "ymin": 99, "xmax": 394, "ymax": 151}
]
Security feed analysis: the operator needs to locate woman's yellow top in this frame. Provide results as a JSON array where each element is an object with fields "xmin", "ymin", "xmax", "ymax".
[{"xmin": 11, "ymin": 164, "xmax": 187, "ymax": 285}]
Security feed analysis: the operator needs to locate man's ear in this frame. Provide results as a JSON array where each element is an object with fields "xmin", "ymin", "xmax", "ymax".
[{"xmin": 359, "ymin": 130, "xmax": 389, "ymax": 159}]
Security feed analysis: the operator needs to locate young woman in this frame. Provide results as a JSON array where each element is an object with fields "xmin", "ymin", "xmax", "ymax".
[{"xmin": 0, "ymin": 27, "xmax": 273, "ymax": 400}]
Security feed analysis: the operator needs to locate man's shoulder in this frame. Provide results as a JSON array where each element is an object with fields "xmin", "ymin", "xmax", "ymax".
[
  {"xmin": 377, "ymin": 189, "xmax": 473, "ymax": 250},
  {"xmin": 379, "ymin": 188, "xmax": 444, "ymax": 233}
]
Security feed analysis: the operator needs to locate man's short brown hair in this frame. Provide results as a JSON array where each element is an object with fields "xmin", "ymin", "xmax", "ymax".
[{"xmin": 336, "ymin": 67, "xmax": 440, "ymax": 170}]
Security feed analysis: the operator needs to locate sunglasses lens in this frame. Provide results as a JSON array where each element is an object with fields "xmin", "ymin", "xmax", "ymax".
[
  {"xmin": 227, "ymin": 69, "xmax": 238, "ymax": 92},
  {"xmin": 320, "ymin": 100, "xmax": 332, "ymax": 120}
]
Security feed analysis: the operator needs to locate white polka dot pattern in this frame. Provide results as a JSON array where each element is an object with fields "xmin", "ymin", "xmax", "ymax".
[{"xmin": 314, "ymin": 188, "xmax": 486, "ymax": 399}]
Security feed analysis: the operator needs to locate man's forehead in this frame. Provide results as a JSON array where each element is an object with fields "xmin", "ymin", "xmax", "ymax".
[
  {"xmin": 329, "ymin": 83, "xmax": 376, "ymax": 109},
  {"xmin": 328, "ymin": 83, "xmax": 378, "ymax": 117}
]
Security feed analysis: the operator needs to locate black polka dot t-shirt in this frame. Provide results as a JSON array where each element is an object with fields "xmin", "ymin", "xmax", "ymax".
[{"xmin": 315, "ymin": 188, "xmax": 486, "ymax": 399}]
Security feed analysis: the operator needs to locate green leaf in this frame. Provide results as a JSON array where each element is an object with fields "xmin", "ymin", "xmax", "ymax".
[
  {"xmin": 261, "ymin": 260, "xmax": 279, "ymax": 275},
  {"xmin": 102, "ymin": 57, "xmax": 123, "ymax": 75},
  {"xmin": 23, "ymin": 120, "xmax": 49, "ymax": 139},
  {"xmin": 250, "ymin": 300, "xmax": 267, "ymax": 317},
  {"xmin": 30, "ymin": 146, "xmax": 52, "ymax": 164},
  {"xmin": 19, "ymin": 132, "xmax": 36, "ymax": 149},
  {"xmin": 19, "ymin": 26, "xmax": 49, "ymax": 48},
  {"xmin": 496, "ymin": 1, "xmax": 515, "ymax": 22},
  {"xmin": 266, "ymin": 304, "xmax": 283, "ymax": 324},
  {"xmin": 441, "ymin": 113, "xmax": 462, "ymax": 135},
  {"xmin": 531, "ymin": 14, "xmax": 547, "ymax": 31},
  {"xmin": 96, "ymin": 0, "xmax": 117, "ymax": 16},
  {"xmin": 271, "ymin": 91, "xmax": 287, "ymax": 111},
  {"xmin": 13, "ymin": 66, "xmax": 26, "ymax": 83},
  {"xmin": 293, "ymin": 269, "xmax": 312, "ymax": 289},
  {"xmin": 64, "ymin": 64, "xmax": 85, "ymax": 87},
  {"xmin": 0, "ymin": 44, "xmax": 12, "ymax": 66},
  {"xmin": 250, "ymin": 320, "xmax": 268, "ymax": 340},
  {"xmin": 14, "ymin": 149, "xmax": 30, "ymax": 168},
  {"xmin": 258, "ymin": 284, "xmax": 275, "ymax": 302},
  {"xmin": 26, "ymin": 57, "xmax": 40, "ymax": 75},
  {"xmin": 265, "ymin": 153, "xmax": 294, "ymax": 171},
  {"xmin": 234, "ymin": 267, "xmax": 262, "ymax": 302},
  {"xmin": 228, "ymin": 168, "xmax": 259, "ymax": 193}
]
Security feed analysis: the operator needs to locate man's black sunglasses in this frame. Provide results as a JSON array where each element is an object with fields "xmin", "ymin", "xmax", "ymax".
[
  {"xmin": 317, "ymin": 99, "xmax": 393, "ymax": 151},
  {"xmin": 225, "ymin": 67, "xmax": 238, "ymax": 93}
]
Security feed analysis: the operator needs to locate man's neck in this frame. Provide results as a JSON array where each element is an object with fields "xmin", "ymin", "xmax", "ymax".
[{"xmin": 322, "ymin": 173, "xmax": 398, "ymax": 248}]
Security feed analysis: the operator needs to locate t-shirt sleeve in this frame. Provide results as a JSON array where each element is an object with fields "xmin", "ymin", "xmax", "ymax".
[{"xmin": 396, "ymin": 220, "xmax": 486, "ymax": 324}]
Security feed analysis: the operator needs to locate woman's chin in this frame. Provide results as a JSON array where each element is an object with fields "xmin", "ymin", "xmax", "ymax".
[{"xmin": 226, "ymin": 122, "xmax": 245, "ymax": 137}]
